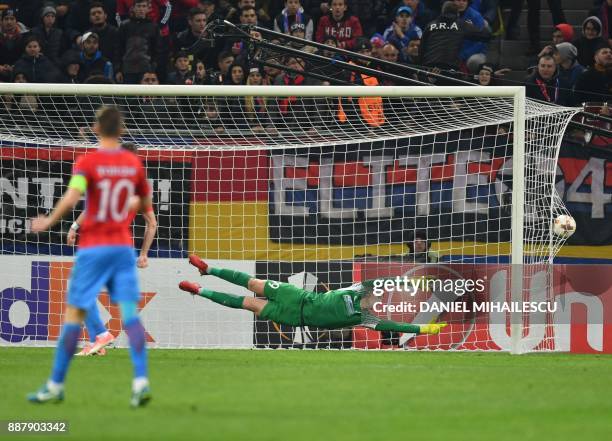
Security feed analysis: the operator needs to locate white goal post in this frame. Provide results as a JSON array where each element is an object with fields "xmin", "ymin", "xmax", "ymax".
[{"xmin": 0, "ymin": 84, "xmax": 579, "ymax": 352}]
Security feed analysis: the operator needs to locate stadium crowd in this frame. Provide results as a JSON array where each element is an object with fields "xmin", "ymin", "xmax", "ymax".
[{"xmin": 0, "ymin": 0, "xmax": 609, "ymax": 124}]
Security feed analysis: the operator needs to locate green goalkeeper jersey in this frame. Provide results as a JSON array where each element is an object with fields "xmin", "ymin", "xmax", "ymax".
[
  {"xmin": 301, "ymin": 283, "xmax": 382, "ymax": 329},
  {"xmin": 260, "ymin": 281, "xmax": 421, "ymax": 334}
]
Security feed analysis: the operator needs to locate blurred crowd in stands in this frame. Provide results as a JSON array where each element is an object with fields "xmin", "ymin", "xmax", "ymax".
[{"xmin": 0, "ymin": 0, "xmax": 609, "ymax": 122}]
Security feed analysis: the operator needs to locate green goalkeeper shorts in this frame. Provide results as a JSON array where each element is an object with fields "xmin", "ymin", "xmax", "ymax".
[{"xmin": 258, "ymin": 281, "xmax": 314, "ymax": 326}]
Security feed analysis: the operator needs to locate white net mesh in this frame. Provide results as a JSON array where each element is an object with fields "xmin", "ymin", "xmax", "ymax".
[{"xmin": 0, "ymin": 85, "xmax": 578, "ymax": 351}]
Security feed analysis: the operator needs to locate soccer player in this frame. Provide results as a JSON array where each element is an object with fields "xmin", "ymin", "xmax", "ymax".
[
  {"xmin": 28, "ymin": 107, "xmax": 152, "ymax": 407},
  {"xmin": 67, "ymin": 142, "xmax": 158, "ymax": 357},
  {"xmin": 179, "ymin": 255, "xmax": 447, "ymax": 335}
]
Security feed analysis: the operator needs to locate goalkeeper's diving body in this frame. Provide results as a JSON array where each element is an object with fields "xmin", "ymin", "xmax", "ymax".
[{"xmin": 180, "ymin": 255, "xmax": 446, "ymax": 335}]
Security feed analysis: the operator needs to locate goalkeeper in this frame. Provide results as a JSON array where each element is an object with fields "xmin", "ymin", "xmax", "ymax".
[{"xmin": 179, "ymin": 255, "xmax": 446, "ymax": 335}]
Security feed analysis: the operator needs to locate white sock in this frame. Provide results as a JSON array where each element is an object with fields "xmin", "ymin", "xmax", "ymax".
[
  {"xmin": 97, "ymin": 331, "xmax": 111, "ymax": 339},
  {"xmin": 132, "ymin": 377, "xmax": 149, "ymax": 393},
  {"xmin": 46, "ymin": 379, "xmax": 64, "ymax": 394}
]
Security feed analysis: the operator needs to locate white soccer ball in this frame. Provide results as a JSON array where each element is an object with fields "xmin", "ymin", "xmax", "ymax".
[{"xmin": 552, "ymin": 214, "xmax": 576, "ymax": 238}]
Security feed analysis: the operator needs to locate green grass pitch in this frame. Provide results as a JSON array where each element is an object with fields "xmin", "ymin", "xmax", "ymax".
[{"xmin": 1, "ymin": 348, "xmax": 611, "ymax": 441}]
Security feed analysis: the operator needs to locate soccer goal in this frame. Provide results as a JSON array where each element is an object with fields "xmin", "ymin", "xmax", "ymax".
[{"xmin": 0, "ymin": 83, "xmax": 578, "ymax": 352}]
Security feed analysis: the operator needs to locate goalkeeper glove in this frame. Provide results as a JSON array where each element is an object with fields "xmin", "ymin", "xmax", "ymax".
[{"xmin": 419, "ymin": 322, "xmax": 448, "ymax": 335}]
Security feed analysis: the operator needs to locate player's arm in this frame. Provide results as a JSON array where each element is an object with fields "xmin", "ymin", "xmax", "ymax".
[
  {"xmin": 67, "ymin": 211, "xmax": 85, "ymax": 245},
  {"xmin": 137, "ymin": 203, "xmax": 157, "ymax": 269},
  {"xmin": 134, "ymin": 159, "xmax": 155, "ymax": 268},
  {"xmin": 31, "ymin": 175, "xmax": 86, "ymax": 233},
  {"xmin": 374, "ymin": 319, "xmax": 447, "ymax": 335}
]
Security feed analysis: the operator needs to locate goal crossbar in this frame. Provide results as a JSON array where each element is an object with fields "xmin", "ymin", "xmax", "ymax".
[{"xmin": 0, "ymin": 83, "xmax": 527, "ymax": 98}]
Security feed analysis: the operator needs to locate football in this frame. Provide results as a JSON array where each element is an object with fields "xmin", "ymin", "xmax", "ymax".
[{"xmin": 553, "ymin": 214, "xmax": 577, "ymax": 238}]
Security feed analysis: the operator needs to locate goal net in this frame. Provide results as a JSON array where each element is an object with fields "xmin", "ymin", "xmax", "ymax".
[{"xmin": 0, "ymin": 84, "xmax": 578, "ymax": 352}]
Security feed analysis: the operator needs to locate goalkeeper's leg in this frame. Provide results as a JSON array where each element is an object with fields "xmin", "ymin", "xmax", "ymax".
[
  {"xmin": 179, "ymin": 281, "xmax": 268, "ymax": 315},
  {"xmin": 188, "ymin": 254, "xmax": 267, "ymax": 296}
]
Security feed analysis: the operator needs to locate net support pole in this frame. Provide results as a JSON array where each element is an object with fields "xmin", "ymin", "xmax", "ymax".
[{"xmin": 510, "ymin": 87, "xmax": 526, "ymax": 354}]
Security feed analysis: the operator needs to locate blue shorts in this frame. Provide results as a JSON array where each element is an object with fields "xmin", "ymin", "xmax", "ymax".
[{"xmin": 67, "ymin": 246, "xmax": 140, "ymax": 310}]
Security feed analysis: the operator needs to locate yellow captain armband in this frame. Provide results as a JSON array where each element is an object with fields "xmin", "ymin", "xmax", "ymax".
[{"xmin": 68, "ymin": 174, "xmax": 87, "ymax": 193}]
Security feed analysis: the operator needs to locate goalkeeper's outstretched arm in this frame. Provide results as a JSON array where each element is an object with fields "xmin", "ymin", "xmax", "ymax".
[{"xmin": 374, "ymin": 319, "xmax": 447, "ymax": 335}]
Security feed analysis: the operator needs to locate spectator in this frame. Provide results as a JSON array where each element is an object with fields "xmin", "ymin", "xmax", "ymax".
[
  {"xmin": 214, "ymin": 50, "xmax": 234, "ymax": 83},
  {"xmin": 239, "ymin": 5, "xmax": 259, "ymax": 25},
  {"xmin": 377, "ymin": 41, "xmax": 411, "ymax": 84},
  {"xmin": 419, "ymin": 2, "xmax": 490, "ymax": 72},
  {"xmin": 552, "ymin": 23, "xmax": 575, "ymax": 45},
  {"xmin": 173, "ymin": 7, "xmax": 217, "ymax": 72},
  {"xmin": 398, "ymin": 0, "xmax": 436, "ymax": 29},
  {"xmin": 589, "ymin": 0, "xmax": 612, "ymax": 47},
  {"xmin": 225, "ymin": 7, "xmax": 259, "ymax": 58},
  {"xmin": 506, "ymin": 0, "xmax": 566, "ymax": 55},
  {"xmin": 315, "ymin": 0, "xmax": 363, "ymax": 50},
  {"xmin": 555, "ymin": 42, "xmax": 585, "ymax": 92},
  {"xmin": 574, "ymin": 46, "xmax": 612, "ymax": 105},
  {"xmin": 172, "ymin": 55, "xmax": 210, "ymax": 128},
  {"xmin": 525, "ymin": 55, "xmax": 568, "ymax": 105},
  {"xmin": 70, "ymin": 72, "xmax": 115, "ymax": 136},
  {"xmin": 296, "ymin": 0, "xmax": 330, "ymax": 23},
  {"xmin": 349, "ymin": 0, "xmax": 386, "ymax": 36},
  {"xmin": 263, "ymin": 63, "xmax": 282, "ymax": 84},
  {"xmin": 476, "ymin": 62, "xmax": 494, "ymax": 85},
  {"xmin": 133, "ymin": 70, "xmax": 174, "ymax": 129},
  {"xmin": 224, "ymin": 62, "xmax": 245, "ymax": 85},
  {"xmin": 59, "ymin": 50, "xmax": 81, "ymax": 83},
  {"xmin": 199, "ymin": 0, "xmax": 223, "ymax": 23},
  {"xmin": 116, "ymin": 0, "xmax": 171, "ymax": 81},
  {"xmin": 271, "ymin": 56, "xmax": 322, "ymax": 132},
  {"xmin": 454, "ymin": 0, "xmax": 488, "ymax": 73},
  {"xmin": 338, "ymin": 38, "xmax": 386, "ymax": 127},
  {"xmin": 215, "ymin": 62, "xmax": 246, "ymax": 132},
  {"xmin": 0, "ymin": 9, "xmax": 27, "ymax": 80},
  {"xmin": 169, "ymin": 0, "xmax": 199, "ymax": 32},
  {"xmin": 66, "ymin": 0, "xmax": 99, "ymax": 45},
  {"xmin": 352, "ymin": 35, "xmax": 373, "ymax": 59},
  {"xmin": 383, "ymin": 6, "xmax": 422, "ymax": 55},
  {"xmin": 9, "ymin": 71, "xmax": 40, "ymax": 116},
  {"xmin": 405, "ymin": 230, "xmax": 436, "ymax": 263},
  {"xmin": 226, "ymin": 0, "xmax": 271, "ymax": 27},
  {"xmin": 54, "ymin": 1, "xmax": 72, "ymax": 31},
  {"xmin": 574, "ymin": 17, "xmax": 609, "ymax": 68},
  {"xmin": 87, "ymin": 2, "xmax": 121, "ymax": 70},
  {"xmin": 591, "ymin": 0, "xmax": 612, "ymax": 48},
  {"xmin": 192, "ymin": 59, "xmax": 209, "ymax": 84},
  {"xmin": 469, "ymin": 0, "xmax": 497, "ymax": 29},
  {"xmin": 370, "ymin": 33, "xmax": 385, "ymax": 58},
  {"xmin": 314, "ymin": 34, "xmax": 347, "ymax": 83},
  {"xmin": 77, "ymin": 31, "xmax": 113, "ymax": 82},
  {"xmin": 13, "ymin": 35, "xmax": 61, "ymax": 83},
  {"xmin": 380, "ymin": 42, "xmax": 400, "ymax": 63},
  {"xmin": 167, "ymin": 50, "xmax": 192, "ymax": 84},
  {"xmin": 237, "ymin": 65, "xmax": 275, "ymax": 133},
  {"xmin": 273, "ymin": 0, "xmax": 314, "ymax": 41},
  {"xmin": 287, "ymin": 22, "xmax": 317, "ymax": 53},
  {"xmin": 4, "ymin": 0, "xmax": 43, "ymax": 29},
  {"xmin": 403, "ymin": 37, "xmax": 420, "ymax": 64},
  {"xmin": 117, "ymin": 0, "xmax": 161, "ymax": 83},
  {"xmin": 226, "ymin": 0, "xmax": 250, "ymax": 23},
  {"xmin": 31, "ymin": 6, "xmax": 64, "ymax": 66},
  {"xmin": 116, "ymin": 0, "xmax": 172, "ymax": 32}
]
